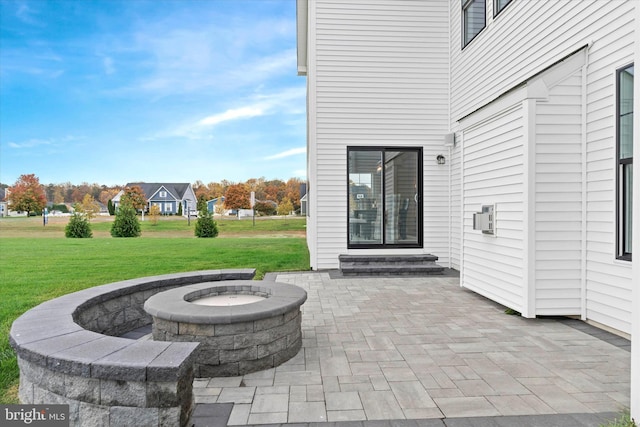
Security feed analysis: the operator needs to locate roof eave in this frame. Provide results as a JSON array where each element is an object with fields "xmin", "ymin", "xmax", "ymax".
[{"xmin": 296, "ymin": 0, "xmax": 308, "ymax": 76}]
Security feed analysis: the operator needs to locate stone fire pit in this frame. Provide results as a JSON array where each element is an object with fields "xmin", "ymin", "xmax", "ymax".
[{"xmin": 143, "ymin": 280, "xmax": 307, "ymax": 377}]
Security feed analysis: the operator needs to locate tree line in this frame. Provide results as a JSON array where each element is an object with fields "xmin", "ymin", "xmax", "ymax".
[{"xmin": 2, "ymin": 174, "xmax": 305, "ymax": 216}]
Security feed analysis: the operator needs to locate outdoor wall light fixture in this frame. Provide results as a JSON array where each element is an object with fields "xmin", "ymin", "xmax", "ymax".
[{"xmin": 436, "ymin": 154, "xmax": 446, "ymax": 165}]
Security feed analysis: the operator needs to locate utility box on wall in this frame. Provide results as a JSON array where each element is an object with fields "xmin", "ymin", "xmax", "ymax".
[{"xmin": 473, "ymin": 204, "xmax": 495, "ymax": 235}]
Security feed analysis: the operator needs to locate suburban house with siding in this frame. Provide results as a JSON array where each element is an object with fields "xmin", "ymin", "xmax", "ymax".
[
  {"xmin": 112, "ymin": 183, "xmax": 196, "ymax": 216},
  {"xmin": 297, "ymin": 0, "xmax": 638, "ymax": 418}
]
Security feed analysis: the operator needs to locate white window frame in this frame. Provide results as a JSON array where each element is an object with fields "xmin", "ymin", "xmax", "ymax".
[
  {"xmin": 617, "ymin": 63, "xmax": 634, "ymax": 261},
  {"xmin": 493, "ymin": 0, "xmax": 512, "ymax": 17},
  {"xmin": 462, "ymin": 0, "xmax": 485, "ymax": 48}
]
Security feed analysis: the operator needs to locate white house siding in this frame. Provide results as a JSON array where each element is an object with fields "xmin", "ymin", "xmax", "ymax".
[
  {"xmin": 451, "ymin": 0, "xmax": 634, "ymax": 334},
  {"xmin": 583, "ymin": 13, "xmax": 635, "ymax": 334},
  {"xmin": 450, "ymin": 0, "xmax": 633, "ymax": 121},
  {"xmin": 308, "ymin": 0, "xmax": 450, "ymax": 269},
  {"xmin": 460, "ymin": 103, "xmax": 526, "ymax": 313},
  {"xmin": 534, "ymin": 70, "xmax": 583, "ymax": 316}
]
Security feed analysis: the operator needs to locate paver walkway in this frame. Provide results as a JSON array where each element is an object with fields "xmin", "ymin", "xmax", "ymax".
[{"xmin": 191, "ymin": 271, "xmax": 630, "ymax": 426}]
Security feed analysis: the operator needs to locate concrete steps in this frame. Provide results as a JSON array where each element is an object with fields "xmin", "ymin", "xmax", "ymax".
[{"xmin": 338, "ymin": 254, "xmax": 445, "ymax": 276}]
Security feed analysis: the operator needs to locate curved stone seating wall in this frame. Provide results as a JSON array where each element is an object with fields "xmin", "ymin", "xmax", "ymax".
[
  {"xmin": 145, "ymin": 280, "xmax": 307, "ymax": 377},
  {"xmin": 10, "ymin": 269, "xmax": 255, "ymax": 427}
]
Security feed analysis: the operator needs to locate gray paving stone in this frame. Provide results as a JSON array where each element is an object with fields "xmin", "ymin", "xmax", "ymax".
[
  {"xmin": 193, "ymin": 272, "xmax": 629, "ymax": 426},
  {"xmin": 247, "ymin": 411, "xmax": 288, "ymax": 424},
  {"xmin": 217, "ymin": 386, "xmax": 256, "ymax": 404},
  {"xmin": 251, "ymin": 393, "xmax": 289, "ymax": 413},
  {"xmin": 327, "ymin": 409, "xmax": 367, "ymax": 422},
  {"xmin": 360, "ymin": 391, "xmax": 405, "ymax": 420},
  {"xmin": 433, "ymin": 397, "xmax": 500, "ymax": 418},
  {"xmin": 289, "ymin": 401, "xmax": 327, "ymax": 423},
  {"xmin": 389, "ymin": 381, "xmax": 437, "ymax": 409},
  {"xmin": 325, "ymin": 391, "xmax": 363, "ymax": 411},
  {"xmin": 227, "ymin": 404, "xmax": 251, "ymax": 426}
]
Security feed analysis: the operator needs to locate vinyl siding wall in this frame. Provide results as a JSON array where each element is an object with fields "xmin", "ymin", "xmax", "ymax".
[
  {"xmin": 534, "ymin": 70, "xmax": 583, "ymax": 315},
  {"xmin": 309, "ymin": 0, "xmax": 450, "ymax": 269},
  {"xmin": 460, "ymin": 104, "xmax": 526, "ymax": 312},
  {"xmin": 451, "ymin": 0, "xmax": 634, "ymax": 333}
]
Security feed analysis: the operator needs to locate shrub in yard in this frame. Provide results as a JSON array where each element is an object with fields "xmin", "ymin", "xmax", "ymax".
[
  {"xmin": 195, "ymin": 207, "xmax": 218, "ymax": 238},
  {"xmin": 65, "ymin": 212, "xmax": 93, "ymax": 238},
  {"xmin": 52, "ymin": 203, "xmax": 69, "ymax": 213},
  {"xmin": 111, "ymin": 204, "xmax": 141, "ymax": 237},
  {"xmin": 255, "ymin": 201, "xmax": 277, "ymax": 216}
]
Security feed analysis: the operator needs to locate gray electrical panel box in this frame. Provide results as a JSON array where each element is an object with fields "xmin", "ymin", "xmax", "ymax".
[{"xmin": 473, "ymin": 205, "xmax": 495, "ymax": 235}]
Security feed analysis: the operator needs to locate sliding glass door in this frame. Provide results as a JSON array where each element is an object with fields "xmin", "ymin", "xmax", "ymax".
[{"xmin": 348, "ymin": 147, "xmax": 422, "ymax": 248}]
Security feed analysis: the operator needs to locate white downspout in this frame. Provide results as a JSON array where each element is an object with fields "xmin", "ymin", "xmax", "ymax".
[
  {"xmin": 580, "ymin": 47, "xmax": 590, "ymax": 321},
  {"xmin": 448, "ymin": 143, "xmax": 452, "ymax": 269},
  {"xmin": 459, "ymin": 131, "xmax": 465, "ymax": 287}
]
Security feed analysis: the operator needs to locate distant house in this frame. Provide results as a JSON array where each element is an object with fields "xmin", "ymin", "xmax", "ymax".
[
  {"xmin": 0, "ymin": 188, "xmax": 7, "ymax": 217},
  {"xmin": 299, "ymin": 183, "xmax": 307, "ymax": 216},
  {"xmin": 207, "ymin": 196, "xmax": 226, "ymax": 215},
  {"xmin": 112, "ymin": 183, "xmax": 196, "ymax": 216}
]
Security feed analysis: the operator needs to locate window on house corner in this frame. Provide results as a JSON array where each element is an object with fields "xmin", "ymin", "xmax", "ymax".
[
  {"xmin": 462, "ymin": 0, "xmax": 485, "ymax": 47},
  {"xmin": 617, "ymin": 64, "xmax": 634, "ymax": 261},
  {"xmin": 494, "ymin": 0, "xmax": 512, "ymax": 17}
]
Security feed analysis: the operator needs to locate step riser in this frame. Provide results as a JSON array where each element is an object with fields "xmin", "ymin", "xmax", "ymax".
[{"xmin": 339, "ymin": 254, "xmax": 444, "ymax": 277}]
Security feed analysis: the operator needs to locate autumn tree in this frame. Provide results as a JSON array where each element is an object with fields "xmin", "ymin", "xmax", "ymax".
[
  {"xmin": 214, "ymin": 198, "xmax": 225, "ymax": 216},
  {"xmin": 74, "ymin": 194, "xmax": 101, "ymax": 221},
  {"xmin": 277, "ymin": 197, "xmax": 294, "ymax": 225},
  {"xmin": 224, "ymin": 184, "xmax": 250, "ymax": 216},
  {"xmin": 121, "ymin": 185, "xmax": 147, "ymax": 212},
  {"xmin": 149, "ymin": 204, "xmax": 161, "ymax": 225},
  {"xmin": 285, "ymin": 178, "xmax": 304, "ymax": 212},
  {"xmin": 208, "ymin": 181, "xmax": 227, "ymax": 199},
  {"xmin": 264, "ymin": 179, "xmax": 285, "ymax": 202},
  {"xmin": 278, "ymin": 198, "xmax": 294, "ymax": 217},
  {"xmin": 193, "ymin": 180, "xmax": 211, "ymax": 201},
  {"xmin": 8, "ymin": 174, "xmax": 47, "ymax": 215},
  {"xmin": 99, "ymin": 188, "xmax": 120, "ymax": 206},
  {"xmin": 51, "ymin": 187, "xmax": 65, "ymax": 204}
]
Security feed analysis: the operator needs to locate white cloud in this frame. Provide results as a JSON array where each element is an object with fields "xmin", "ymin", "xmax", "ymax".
[
  {"xmin": 8, "ymin": 138, "xmax": 52, "ymax": 149},
  {"xmin": 265, "ymin": 147, "xmax": 306, "ymax": 160},
  {"xmin": 139, "ymin": 85, "xmax": 305, "ymax": 143},
  {"xmin": 199, "ymin": 106, "xmax": 264, "ymax": 126}
]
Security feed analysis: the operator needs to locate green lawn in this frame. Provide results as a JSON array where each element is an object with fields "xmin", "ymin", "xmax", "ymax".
[{"xmin": 0, "ymin": 215, "xmax": 309, "ymax": 403}]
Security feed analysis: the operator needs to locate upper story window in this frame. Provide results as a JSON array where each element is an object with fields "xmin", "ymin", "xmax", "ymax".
[
  {"xmin": 159, "ymin": 191, "xmax": 167, "ymax": 198},
  {"xmin": 494, "ymin": 0, "xmax": 512, "ymax": 17},
  {"xmin": 462, "ymin": 0, "xmax": 485, "ymax": 47},
  {"xmin": 617, "ymin": 64, "xmax": 634, "ymax": 261}
]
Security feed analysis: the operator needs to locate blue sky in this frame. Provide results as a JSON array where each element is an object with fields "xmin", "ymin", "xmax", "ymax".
[{"xmin": 0, "ymin": 0, "xmax": 306, "ymax": 186}]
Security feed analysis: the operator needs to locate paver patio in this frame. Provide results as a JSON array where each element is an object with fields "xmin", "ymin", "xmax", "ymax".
[{"xmin": 191, "ymin": 271, "xmax": 630, "ymax": 425}]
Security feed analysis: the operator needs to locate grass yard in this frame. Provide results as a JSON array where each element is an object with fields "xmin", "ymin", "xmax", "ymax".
[{"xmin": 0, "ymin": 215, "xmax": 309, "ymax": 403}]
